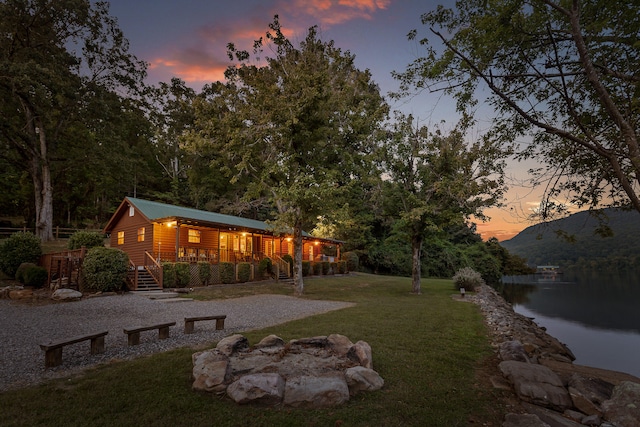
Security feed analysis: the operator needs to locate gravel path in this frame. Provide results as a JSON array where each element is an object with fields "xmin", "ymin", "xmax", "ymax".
[{"xmin": 0, "ymin": 293, "xmax": 353, "ymax": 392}]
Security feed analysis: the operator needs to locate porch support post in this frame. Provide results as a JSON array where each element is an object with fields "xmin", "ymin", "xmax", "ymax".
[{"xmin": 175, "ymin": 221, "xmax": 180, "ymax": 262}]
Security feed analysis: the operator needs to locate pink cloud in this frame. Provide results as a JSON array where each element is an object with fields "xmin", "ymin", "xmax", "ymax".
[
  {"xmin": 288, "ymin": 0, "xmax": 390, "ymax": 25},
  {"xmin": 145, "ymin": 0, "xmax": 389, "ymax": 87}
]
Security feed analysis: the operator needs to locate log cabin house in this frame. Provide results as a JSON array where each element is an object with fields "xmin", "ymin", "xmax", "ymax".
[{"xmin": 103, "ymin": 197, "xmax": 342, "ymax": 290}]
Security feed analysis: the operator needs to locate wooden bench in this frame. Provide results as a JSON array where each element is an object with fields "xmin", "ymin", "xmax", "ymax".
[
  {"xmin": 184, "ymin": 315, "xmax": 226, "ymax": 334},
  {"xmin": 123, "ymin": 322, "xmax": 176, "ymax": 346},
  {"xmin": 39, "ymin": 330, "xmax": 108, "ymax": 368}
]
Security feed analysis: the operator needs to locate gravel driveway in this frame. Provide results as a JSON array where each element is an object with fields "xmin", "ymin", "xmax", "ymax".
[{"xmin": 0, "ymin": 293, "xmax": 353, "ymax": 392}]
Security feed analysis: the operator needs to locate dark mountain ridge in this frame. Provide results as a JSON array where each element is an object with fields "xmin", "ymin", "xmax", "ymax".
[{"xmin": 500, "ymin": 208, "xmax": 640, "ymax": 269}]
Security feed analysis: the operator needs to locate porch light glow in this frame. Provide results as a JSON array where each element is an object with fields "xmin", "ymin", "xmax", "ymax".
[
  {"xmin": 314, "ymin": 241, "xmax": 319, "ymax": 245},
  {"xmin": 165, "ymin": 221, "xmax": 177, "ymax": 227},
  {"xmin": 286, "ymin": 237, "xmax": 292, "ymax": 242}
]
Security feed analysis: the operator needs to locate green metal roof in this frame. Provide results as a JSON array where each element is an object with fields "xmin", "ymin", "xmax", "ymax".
[
  {"xmin": 127, "ymin": 197, "xmax": 273, "ymax": 233},
  {"xmin": 122, "ymin": 197, "xmax": 341, "ymax": 243}
]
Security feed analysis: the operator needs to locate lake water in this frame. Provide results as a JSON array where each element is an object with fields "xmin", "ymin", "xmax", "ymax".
[{"xmin": 500, "ymin": 270, "xmax": 640, "ymax": 378}]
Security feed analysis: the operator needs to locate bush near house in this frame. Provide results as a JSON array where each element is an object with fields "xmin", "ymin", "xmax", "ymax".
[
  {"xmin": 220, "ymin": 262, "xmax": 235, "ymax": 284},
  {"xmin": 301, "ymin": 261, "xmax": 310, "ymax": 276},
  {"xmin": 312, "ymin": 261, "xmax": 322, "ymax": 275},
  {"xmin": 237, "ymin": 262, "xmax": 251, "ymax": 283},
  {"xmin": 342, "ymin": 252, "xmax": 359, "ymax": 272},
  {"xmin": 15, "ymin": 262, "xmax": 48, "ymax": 288},
  {"xmin": 174, "ymin": 262, "xmax": 190, "ymax": 288},
  {"xmin": 257, "ymin": 257, "xmax": 272, "ymax": 279},
  {"xmin": 330, "ymin": 262, "xmax": 338, "ymax": 275},
  {"xmin": 23, "ymin": 265, "xmax": 48, "ymax": 288},
  {"xmin": 197, "ymin": 261, "xmax": 211, "ymax": 286},
  {"xmin": 15, "ymin": 262, "xmax": 37, "ymax": 283},
  {"xmin": 162, "ymin": 262, "xmax": 176, "ymax": 288},
  {"xmin": 82, "ymin": 247, "xmax": 129, "ymax": 292},
  {"xmin": 67, "ymin": 231, "xmax": 105, "ymax": 250},
  {"xmin": 0, "ymin": 232, "xmax": 42, "ymax": 278},
  {"xmin": 321, "ymin": 261, "xmax": 330, "ymax": 275},
  {"xmin": 337, "ymin": 260, "xmax": 347, "ymax": 274}
]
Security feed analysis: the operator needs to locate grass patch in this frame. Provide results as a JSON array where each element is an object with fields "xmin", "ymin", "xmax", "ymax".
[{"xmin": 0, "ymin": 273, "xmax": 508, "ymax": 426}]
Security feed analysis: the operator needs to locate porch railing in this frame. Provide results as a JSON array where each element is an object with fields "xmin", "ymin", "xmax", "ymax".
[{"xmin": 126, "ymin": 259, "xmax": 138, "ymax": 290}]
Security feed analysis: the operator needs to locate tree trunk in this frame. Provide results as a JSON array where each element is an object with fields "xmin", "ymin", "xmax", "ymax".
[
  {"xmin": 293, "ymin": 221, "xmax": 304, "ymax": 296},
  {"xmin": 411, "ymin": 232, "xmax": 423, "ymax": 294},
  {"xmin": 30, "ymin": 124, "xmax": 54, "ymax": 242}
]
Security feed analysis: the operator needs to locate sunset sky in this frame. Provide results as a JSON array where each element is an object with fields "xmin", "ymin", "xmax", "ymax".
[{"xmin": 103, "ymin": 0, "xmax": 548, "ymax": 241}]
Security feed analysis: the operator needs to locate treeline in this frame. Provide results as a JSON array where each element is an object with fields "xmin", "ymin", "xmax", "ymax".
[
  {"xmin": 1, "ymin": 2, "xmax": 531, "ymax": 286},
  {"xmin": 501, "ymin": 208, "xmax": 640, "ymax": 271}
]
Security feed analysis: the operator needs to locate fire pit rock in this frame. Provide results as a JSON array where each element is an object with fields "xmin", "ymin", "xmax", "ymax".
[{"xmin": 192, "ymin": 333, "xmax": 384, "ymax": 407}]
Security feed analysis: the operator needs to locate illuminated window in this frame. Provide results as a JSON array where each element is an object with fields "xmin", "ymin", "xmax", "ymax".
[
  {"xmin": 117, "ymin": 231, "xmax": 124, "ymax": 245},
  {"xmin": 188, "ymin": 229, "xmax": 201, "ymax": 243},
  {"xmin": 137, "ymin": 227, "xmax": 145, "ymax": 242}
]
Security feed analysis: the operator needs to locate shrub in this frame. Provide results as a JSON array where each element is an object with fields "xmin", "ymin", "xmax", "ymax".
[
  {"xmin": 174, "ymin": 262, "xmax": 190, "ymax": 288},
  {"xmin": 257, "ymin": 257, "xmax": 272, "ymax": 279},
  {"xmin": 197, "ymin": 261, "xmax": 212, "ymax": 286},
  {"xmin": 301, "ymin": 261, "xmax": 310, "ymax": 276},
  {"xmin": 68, "ymin": 231, "xmax": 105, "ymax": 250},
  {"xmin": 452, "ymin": 267, "xmax": 485, "ymax": 292},
  {"xmin": 282, "ymin": 254, "xmax": 293, "ymax": 265},
  {"xmin": 237, "ymin": 262, "xmax": 251, "ymax": 283},
  {"xmin": 337, "ymin": 260, "xmax": 347, "ymax": 274},
  {"xmin": 162, "ymin": 262, "xmax": 176, "ymax": 288},
  {"xmin": 15, "ymin": 262, "xmax": 37, "ymax": 284},
  {"xmin": 330, "ymin": 262, "xmax": 338, "ymax": 275},
  {"xmin": 312, "ymin": 261, "xmax": 322, "ymax": 275},
  {"xmin": 321, "ymin": 261, "xmax": 331, "ymax": 275},
  {"xmin": 0, "ymin": 232, "xmax": 42, "ymax": 278},
  {"xmin": 23, "ymin": 265, "xmax": 48, "ymax": 288},
  {"xmin": 342, "ymin": 252, "xmax": 359, "ymax": 272},
  {"xmin": 220, "ymin": 262, "xmax": 235, "ymax": 284},
  {"xmin": 82, "ymin": 247, "xmax": 129, "ymax": 292}
]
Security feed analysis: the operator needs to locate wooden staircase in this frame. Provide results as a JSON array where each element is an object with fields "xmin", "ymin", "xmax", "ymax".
[{"xmin": 133, "ymin": 268, "xmax": 163, "ymax": 292}]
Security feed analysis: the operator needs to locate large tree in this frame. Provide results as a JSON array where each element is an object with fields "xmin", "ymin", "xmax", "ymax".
[
  {"xmin": 192, "ymin": 17, "xmax": 388, "ymax": 295},
  {"xmin": 0, "ymin": 0, "xmax": 146, "ymax": 240},
  {"xmin": 381, "ymin": 113, "xmax": 506, "ymax": 294},
  {"xmin": 395, "ymin": 0, "xmax": 640, "ymax": 218}
]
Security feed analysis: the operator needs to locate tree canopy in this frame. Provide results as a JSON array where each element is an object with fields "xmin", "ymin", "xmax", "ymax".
[
  {"xmin": 381, "ymin": 113, "xmax": 506, "ymax": 293},
  {"xmin": 190, "ymin": 17, "xmax": 388, "ymax": 294},
  {"xmin": 395, "ymin": 0, "xmax": 640, "ymax": 219},
  {"xmin": 0, "ymin": 0, "xmax": 147, "ymax": 240}
]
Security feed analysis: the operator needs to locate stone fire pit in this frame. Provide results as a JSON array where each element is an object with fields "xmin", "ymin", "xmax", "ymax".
[{"xmin": 192, "ymin": 334, "xmax": 384, "ymax": 407}]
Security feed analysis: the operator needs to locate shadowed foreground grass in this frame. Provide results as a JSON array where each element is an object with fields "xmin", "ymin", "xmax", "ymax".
[{"xmin": 0, "ymin": 274, "xmax": 509, "ymax": 426}]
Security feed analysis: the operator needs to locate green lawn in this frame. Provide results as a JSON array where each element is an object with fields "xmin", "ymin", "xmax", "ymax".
[{"xmin": 0, "ymin": 274, "xmax": 509, "ymax": 426}]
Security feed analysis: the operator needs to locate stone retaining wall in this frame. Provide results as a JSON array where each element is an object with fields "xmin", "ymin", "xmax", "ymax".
[{"xmin": 466, "ymin": 285, "xmax": 640, "ymax": 427}]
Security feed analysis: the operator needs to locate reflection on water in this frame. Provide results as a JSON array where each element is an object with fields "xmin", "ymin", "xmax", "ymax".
[{"xmin": 500, "ymin": 270, "xmax": 640, "ymax": 377}]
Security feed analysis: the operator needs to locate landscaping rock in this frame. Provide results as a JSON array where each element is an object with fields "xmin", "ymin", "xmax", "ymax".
[
  {"xmin": 499, "ymin": 340, "xmax": 530, "ymax": 362},
  {"xmin": 282, "ymin": 374, "xmax": 350, "ymax": 408},
  {"xmin": 192, "ymin": 334, "xmax": 382, "ymax": 407},
  {"xmin": 9, "ymin": 289, "xmax": 33, "ymax": 300},
  {"xmin": 499, "ymin": 360, "xmax": 572, "ymax": 411},
  {"xmin": 51, "ymin": 289, "xmax": 82, "ymax": 301},
  {"xmin": 226, "ymin": 373, "xmax": 285, "ymax": 405},
  {"xmin": 347, "ymin": 340, "xmax": 373, "ymax": 369},
  {"xmin": 345, "ymin": 366, "xmax": 384, "ymax": 395},
  {"xmin": 216, "ymin": 334, "xmax": 248, "ymax": 356},
  {"xmin": 192, "ymin": 350, "xmax": 230, "ymax": 393},
  {"xmin": 602, "ymin": 381, "xmax": 640, "ymax": 427},
  {"xmin": 502, "ymin": 413, "xmax": 549, "ymax": 427}
]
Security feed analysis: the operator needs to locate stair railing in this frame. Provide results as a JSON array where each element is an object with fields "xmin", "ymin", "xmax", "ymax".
[
  {"xmin": 272, "ymin": 255, "xmax": 291, "ymax": 280},
  {"xmin": 144, "ymin": 251, "xmax": 163, "ymax": 287},
  {"xmin": 126, "ymin": 259, "xmax": 138, "ymax": 290}
]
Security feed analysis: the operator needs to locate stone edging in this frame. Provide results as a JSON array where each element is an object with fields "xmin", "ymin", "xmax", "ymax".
[{"xmin": 460, "ymin": 285, "xmax": 640, "ymax": 427}]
